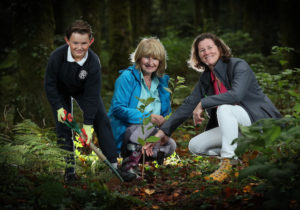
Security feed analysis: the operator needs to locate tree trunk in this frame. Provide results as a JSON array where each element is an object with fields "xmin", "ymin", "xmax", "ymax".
[
  {"xmin": 53, "ymin": 0, "xmax": 82, "ymax": 36},
  {"xmin": 107, "ymin": 0, "xmax": 132, "ymax": 89},
  {"xmin": 80, "ymin": 0, "xmax": 103, "ymax": 56},
  {"xmin": 12, "ymin": 0, "xmax": 55, "ymax": 126},
  {"xmin": 130, "ymin": 0, "xmax": 152, "ymax": 42},
  {"xmin": 279, "ymin": 0, "xmax": 300, "ymax": 67}
]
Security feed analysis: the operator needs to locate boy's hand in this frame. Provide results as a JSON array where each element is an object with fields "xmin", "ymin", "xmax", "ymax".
[
  {"xmin": 57, "ymin": 107, "xmax": 66, "ymax": 123},
  {"xmin": 82, "ymin": 124, "xmax": 93, "ymax": 146}
]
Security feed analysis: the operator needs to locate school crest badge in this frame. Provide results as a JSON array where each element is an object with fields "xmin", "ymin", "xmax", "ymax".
[{"xmin": 78, "ymin": 70, "xmax": 88, "ymax": 79}]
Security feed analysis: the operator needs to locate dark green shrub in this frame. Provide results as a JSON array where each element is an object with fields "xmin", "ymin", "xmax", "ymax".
[{"xmin": 235, "ymin": 117, "xmax": 300, "ymax": 209}]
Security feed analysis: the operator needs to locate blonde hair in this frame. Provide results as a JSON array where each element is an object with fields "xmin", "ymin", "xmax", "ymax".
[
  {"xmin": 187, "ymin": 33, "xmax": 232, "ymax": 72},
  {"xmin": 130, "ymin": 37, "xmax": 167, "ymax": 77}
]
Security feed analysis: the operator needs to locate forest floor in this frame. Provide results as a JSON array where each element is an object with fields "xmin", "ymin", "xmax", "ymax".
[
  {"xmin": 103, "ymin": 130, "xmax": 264, "ymax": 210},
  {"xmin": 0, "ymin": 122, "xmax": 284, "ymax": 210}
]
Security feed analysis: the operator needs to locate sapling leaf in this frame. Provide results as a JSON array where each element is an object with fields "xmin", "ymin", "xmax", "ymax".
[
  {"xmin": 143, "ymin": 117, "xmax": 151, "ymax": 125},
  {"xmin": 141, "ymin": 126, "xmax": 145, "ymax": 135},
  {"xmin": 135, "ymin": 96, "xmax": 148, "ymax": 104},
  {"xmin": 138, "ymin": 137, "xmax": 145, "ymax": 146},
  {"xmin": 177, "ymin": 76, "xmax": 185, "ymax": 82},
  {"xmin": 145, "ymin": 97, "xmax": 155, "ymax": 105},
  {"xmin": 146, "ymin": 136, "xmax": 160, "ymax": 143},
  {"xmin": 147, "ymin": 125, "xmax": 155, "ymax": 130},
  {"xmin": 177, "ymin": 85, "xmax": 187, "ymax": 89},
  {"xmin": 139, "ymin": 105, "xmax": 146, "ymax": 110},
  {"xmin": 164, "ymin": 87, "xmax": 172, "ymax": 94}
]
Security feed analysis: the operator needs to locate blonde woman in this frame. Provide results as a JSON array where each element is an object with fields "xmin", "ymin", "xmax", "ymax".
[{"xmin": 108, "ymin": 37, "xmax": 176, "ymax": 179}]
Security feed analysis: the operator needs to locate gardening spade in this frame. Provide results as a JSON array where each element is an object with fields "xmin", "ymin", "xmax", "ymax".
[{"xmin": 62, "ymin": 110, "xmax": 124, "ymax": 182}]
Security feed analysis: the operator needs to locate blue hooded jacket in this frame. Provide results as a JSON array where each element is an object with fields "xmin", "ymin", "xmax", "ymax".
[{"xmin": 108, "ymin": 65, "xmax": 171, "ymax": 152}]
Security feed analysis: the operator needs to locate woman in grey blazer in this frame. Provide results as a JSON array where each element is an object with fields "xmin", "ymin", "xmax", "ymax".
[{"xmin": 144, "ymin": 33, "xmax": 281, "ymax": 182}]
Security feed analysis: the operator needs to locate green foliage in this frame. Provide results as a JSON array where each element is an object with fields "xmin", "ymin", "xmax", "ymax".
[
  {"xmin": 234, "ymin": 117, "xmax": 300, "ymax": 208},
  {"xmin": 271, "ymin": 46, "xmax": 295, "ymax": 67},
  {"xmin": 0, "ymin": 120, "xmax": 141, "ymax": 209},
  {"xmin": 256, "ymin": 67, "xmax": 300, "ymax": 116},
  {"xmin": 161, "ymin": 30, "xmax": 193, "ymax": 77},
  {"xmin": 0, "ymin": 119, "xmax": 66, "ymax": 173},
  {"xmin": 221, "ymin": 31, "xmax": 255, "ymax": 57},
  {"xmin": 0, "ymin": 50, "xmax": 18, "ymax": 70},
  {"xmin": 0, "ymin": 165, "xmax": 141, "ymax": 209},
  {"xmin": 165, "ymin": 75, "xmax": 188, "ymax": 107},
  {"xmin": 135, "ymin": 97, "xmax": 160, "ymax": 147}
]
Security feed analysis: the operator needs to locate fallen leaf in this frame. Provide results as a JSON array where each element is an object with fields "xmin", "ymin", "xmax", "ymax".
[
  {"xmin": 243, "ymin": 185, "xmax": 252, "ymax": 193},
  {"xmin": 152, "ymin": 205, "xmax": 160, "ymax": 209},
  {"xmin": 171, "ymin": 181, "xmax": 178, "ymax": 186},
  {"xmin": 173, "ymin": 192, "xmax": 180, "ymax": 198},
  {"xmin": 183, "ymin": 134, "xmax": 190, "ymax": 140},
  {"xmin": 189, "ymin": 171, "xmax": 202, "ymax": 177},
  {"xmin": 145, "ymin": 188, "xmax": 155, "ymax": 195}
]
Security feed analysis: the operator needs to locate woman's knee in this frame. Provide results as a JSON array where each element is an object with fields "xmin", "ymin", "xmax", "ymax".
[
  {"xmin": 188, "ymin": 137, "xmax": 202, "ymax": 154},
  {"xmin": 169, "ymin": 138, "xmax": 176, "ymax": 151},
  {"xmin": 217, "ymin": 104, "xmax": 232, "ymax": 117}
]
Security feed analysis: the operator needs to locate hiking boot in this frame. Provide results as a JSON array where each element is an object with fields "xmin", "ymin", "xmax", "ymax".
[
  {"xmin": 117, "ymin": 150, "xmax": 142, "ymax": 182},
  {"xmin": 156, "ymin": 151, "xmax": 165, "ymax": 165},
  {"xmin": 121, "ymin": 150, "xmax": 142, "ymax": 171},
  {"xmin": 117, "ymin": 168, "xmax": 137, "ymax": 182},
  {"xmin": 204, "ymin": 158, "xmax": 232, "ymax": 182}
]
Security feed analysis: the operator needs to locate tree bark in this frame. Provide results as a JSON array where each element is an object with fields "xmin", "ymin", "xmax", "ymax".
[
  {"xmin": 12, "ymin": 0, "xmax": 55, "ymax": 126},
  {"xmin": 108, "ymin": 0, "xmax": 132, "ymax": 89}
]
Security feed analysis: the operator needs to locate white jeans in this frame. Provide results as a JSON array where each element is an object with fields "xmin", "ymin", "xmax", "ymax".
[{"xmin": 188, "ymin": 105, "xmax": 251, "ymax": 158}]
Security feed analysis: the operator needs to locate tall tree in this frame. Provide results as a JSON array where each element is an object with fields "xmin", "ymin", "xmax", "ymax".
[
  {"xmin": 12, "ymin": 0, "xmax": 55, "ymax": 126},
  {"xmin": 107, "ymin": 0, "xmax": 132, "ymax": 89},
  {"xmin": 53, "ymin": 0, "xmax": 82, "ymax": 37},
  {"xmin": 80, "ymin": 0, "xmax": 103, "ymax": 56},
  {"xmin": 130, "ymin": 0, "xmax": 152, "ymax": 43},
  {"xmin": 279, "ymin": 0, "xmax": 300, "ymax": 67},
  {"xmin": 242, "ymin": 0, "xmax": 280, "ymax": 55}
]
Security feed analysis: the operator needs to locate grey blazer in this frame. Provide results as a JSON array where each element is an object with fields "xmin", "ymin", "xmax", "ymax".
[{"xmin": 161, "ymin": 58, "xmax": 282, "ymax": 136}]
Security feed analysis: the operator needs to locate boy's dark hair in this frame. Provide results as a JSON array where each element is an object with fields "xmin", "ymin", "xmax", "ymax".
[{"xmin": 65, "ymin": 20, "xmax": 93, "ymax": 40}]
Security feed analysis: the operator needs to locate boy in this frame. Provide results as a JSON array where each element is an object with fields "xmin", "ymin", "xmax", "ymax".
[{"xmin": 44, "ymin": 20, "xmax": 135, "ymax": 182}]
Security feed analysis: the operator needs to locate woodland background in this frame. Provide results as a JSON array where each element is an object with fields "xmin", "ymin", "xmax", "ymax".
[
  {"xmin": 0, "ymin": 0, "xmax": 300, "ymax": 209},
  {"xmin": 0, "ymin": 0, "xmax": 299, "ymax": 127}
]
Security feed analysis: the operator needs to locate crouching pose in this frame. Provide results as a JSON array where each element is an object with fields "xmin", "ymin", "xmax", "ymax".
[
  {"xmin": 44, "ymin": 20, "xmax": 135, "ymax": 183},
  {"xmin": 108, "ymin": 37, "xmax": 176, "ymax": 178},
  {"xmin": 147, "ymin": 33, "xmax": 281, "ymax": 182}
]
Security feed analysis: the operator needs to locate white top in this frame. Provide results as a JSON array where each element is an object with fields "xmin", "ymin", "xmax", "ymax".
[{"xmin": 67, "ymin": 46, "xmax": 88, "ymax": 66}]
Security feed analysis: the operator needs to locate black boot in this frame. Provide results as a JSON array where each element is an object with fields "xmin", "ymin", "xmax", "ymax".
[
  {"xmin": 156, "ymin": 151, "xmax": 165, "ymax": 165},
  {"xmin": 117, "ymin": 168, "xmax": 137, "ymax": 182},
  {"xmin": 119, "ymin": 143, "xmax": 142, "ymax": 181}
]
